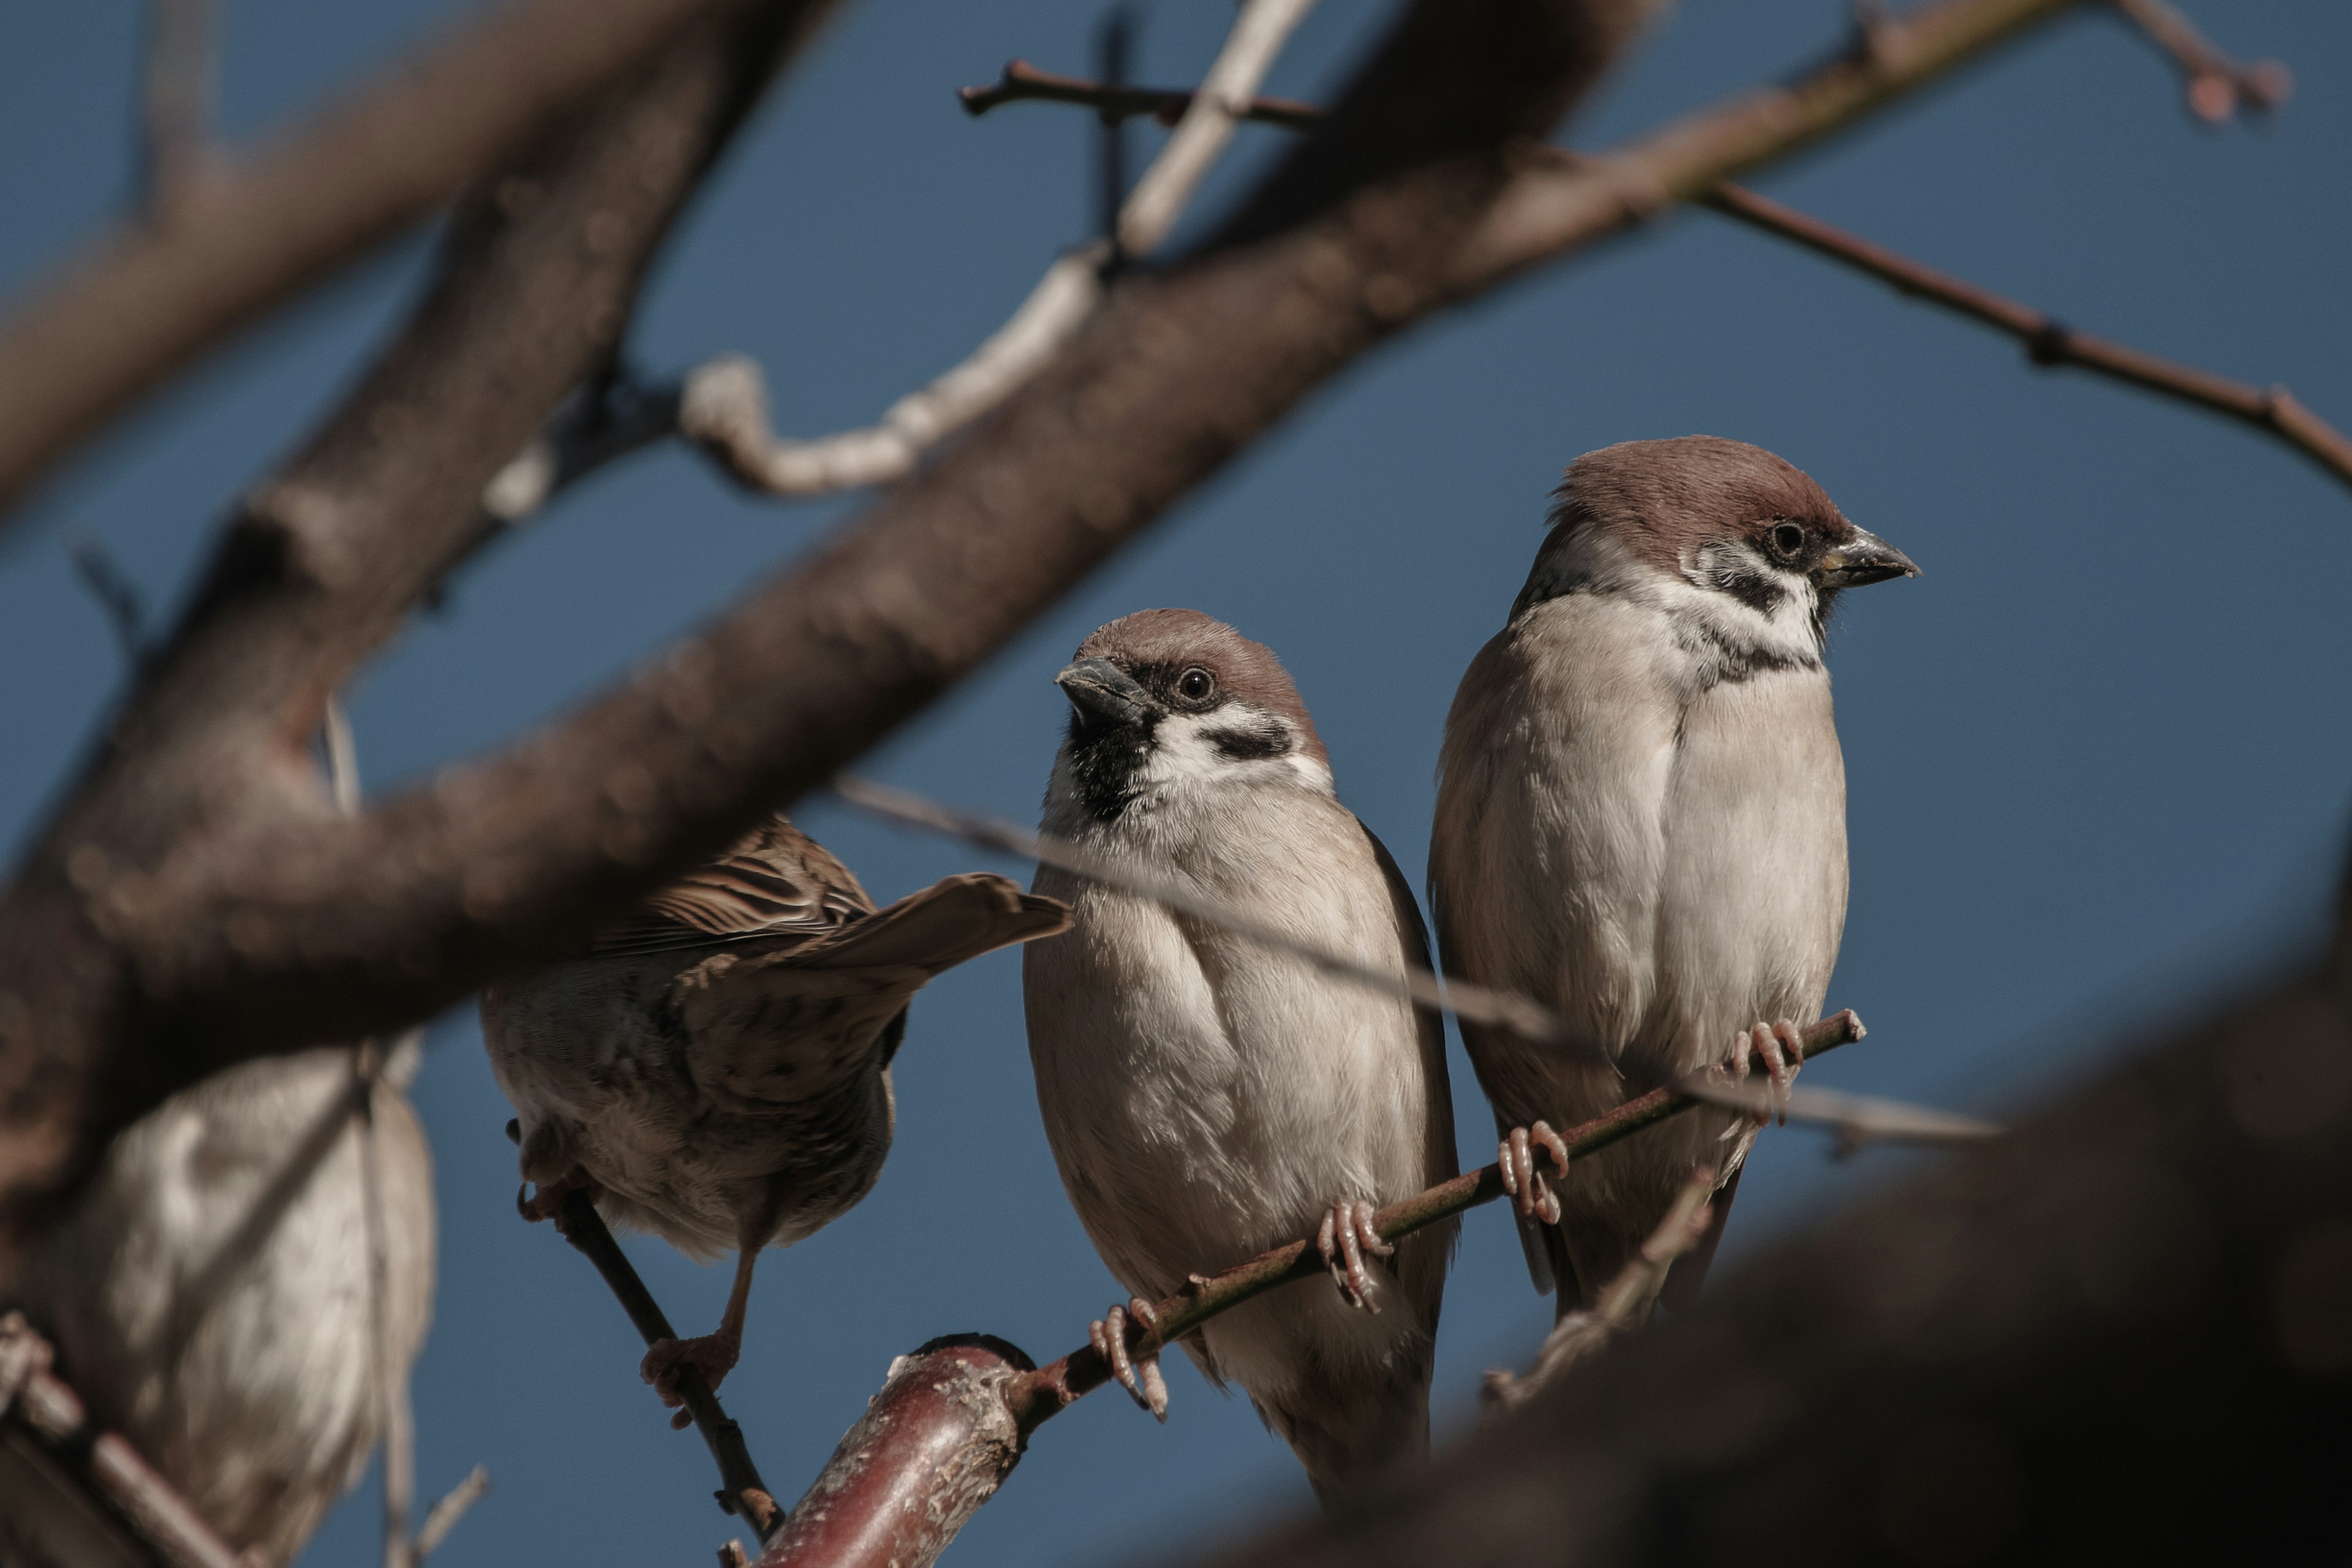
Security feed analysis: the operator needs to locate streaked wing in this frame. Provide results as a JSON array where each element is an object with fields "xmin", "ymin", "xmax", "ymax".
[{"xmin": 590, "ymin": 815, "xmax": 876, "ymax": 957}]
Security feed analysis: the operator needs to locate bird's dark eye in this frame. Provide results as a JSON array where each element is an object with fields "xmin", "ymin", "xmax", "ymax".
[
  {"xmin": 1768, "ymin": 522, "xmax": 1807, "ymax": 560},
  {"xmin": 1177, "ymin": 668, "xmax": 1215, "ymax": 703}
]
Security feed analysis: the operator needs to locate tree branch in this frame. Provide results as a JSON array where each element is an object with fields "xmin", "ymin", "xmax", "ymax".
[
  {"xmin": 1696, "ymin": 181, "xmax": 2352, "ymax": 493},
  {"xmin": 0, "ymin": 0, "xmax": 843, "ymax": 1257},
  {"xmin": 1185, "ymin": 964, "xmax": 2352, "ymax": 1567},
  {"xmin": 549, "ymin": 1191, "xmax": 784, "ymax": 1545},
  {"xmin": 0, "ymin": 0, "xmax": 766, "ymax": 520},
  {"xmin": 0, "ymin": 0, "xmax": 2082, "ymax": 1247},
  {"xmin": 2108, "ymin": 0, "xmax": 2290, "ymax": 124},
  {"xmin": 963, "ymin": 34, "xmax": 2350, "ymax": 497}
]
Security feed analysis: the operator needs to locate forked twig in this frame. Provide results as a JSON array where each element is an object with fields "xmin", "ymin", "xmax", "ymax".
[{"xmin": 2109, "ymin": 0, "xmax": 2290, "ymax": 124}]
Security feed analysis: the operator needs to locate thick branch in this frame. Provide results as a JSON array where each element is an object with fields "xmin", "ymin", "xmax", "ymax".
[
  {"xmin": 1001, "ymin": 1011, "xmax": 1867, "ymax": 1430},
  {"xmin": 1188, "ymin": 967, "xmax": 2352, "ymax": 1566},
  {"xmin": 0, "ymin": 1, "xmax": 839, "ymax": 1255},
  {"xmin": 0, "ymin": 0, "xmax": 759, "ymax": 519}
]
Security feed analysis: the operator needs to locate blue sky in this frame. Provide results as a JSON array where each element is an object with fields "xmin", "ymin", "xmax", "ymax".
[{"xmin": 1, "ymin": 2, "xmax": 2346, "ymax": 1565}]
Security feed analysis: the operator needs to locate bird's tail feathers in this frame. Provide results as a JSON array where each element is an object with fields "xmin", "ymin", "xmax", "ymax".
[
  {"xmin": 1253, "ymin": 1358, "xmax": 1432, "ymax": 1515},
  {"xmin": 803, "ymin": 874, "xmax": 1070, "ymax": 974}
]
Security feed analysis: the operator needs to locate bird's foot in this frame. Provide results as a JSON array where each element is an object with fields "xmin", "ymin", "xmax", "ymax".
[
  {"xmin": 1497, "ymin": 1121, "xmax": 1570, "ymax": 1225},
  {"xmin": 515, "ymin": 1167, "xmax": 602, "ymax": 1228},
  {"xmin": 641, "ymin": 1329, "xmax": 742, "ymax": 1430},
  {"xmin": 1722, "ymin": 1019, "xmax": 1806, "ymax": 1129},
  {"xmin": 1317, "ymin": 1199, "xmax": 1395, "ymax": 1312},
  {"xmin": 1090, "ymin": 1297, "xmax": 1169, "ymax": 1422}
]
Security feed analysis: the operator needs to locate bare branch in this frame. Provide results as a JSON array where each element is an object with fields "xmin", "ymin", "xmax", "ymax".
[
  {"xmin": 1003, "ymin": 1009, "xmax": 1870, "ymax": 1431},
  {"xmin": 142, "ymin": 0, "xmax": 222, "ymax": 218},
  {"xmin": 1188, "ymin": 967, "xmax": 2352, "ymax": 1568},
  {"xmin": 0, "ymin": 1313, "xmax": 245, "ymax": 1568},
  {"xmin": 0, "ymin": 0, "xmax": 765, "ymax": 521},
  {"xmin": 547, "ymin": 1190, "xmax": 783, "ymax": 1544},
  {"xmin": 668, "ymin": 0, "xmax": 1321, "ymax": 502},
  {"xmin": 410, "ymin": 1466, "xmax": 489, "ymax": 1562},
  {"xmin": 66, "ymin": 533, "xmax": 149, "ymax": 663},
  {"xmin": 958, "ymin": 59, "xmax": 1321, "ymax": 130},
  {"xmin": 1480, "ymin": 1166, "xmax": 1716, "ymax": 1414},
  {"xmin": 973, "ymin": 29, "xmax": 2347, "ymax": 497},
  {"xmin": 2109, "ymin": 0, "xmax": 2291, "ymax": 124},
  {"xmin": 1696, "ymin": 182, "xmax": 2352, "ymax": 493}
]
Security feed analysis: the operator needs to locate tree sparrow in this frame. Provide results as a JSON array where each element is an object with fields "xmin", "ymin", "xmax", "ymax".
[
  {"xmin": 1023, "ymin": 609, "xmax": 1457, "ymax": 1507},
  {"xmin": 1430, "ymin": 437, "xmax": 1917, "ymax": 1316},
  {"xmin": 482, "ymin": 816, "xmax": 1067, "ymax": 1421},
  {"xmin": 4, "ymin": 1043, "xmax": 434, "ymax": 1568}
]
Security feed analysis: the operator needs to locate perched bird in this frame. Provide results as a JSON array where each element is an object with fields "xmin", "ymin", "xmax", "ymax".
[
  {"xmin": 1023, "ymin": 609, "xmax": 1457, "ymax": 1508},
  {"xmin": 483, "ymin": 815, "xmax": 1067, "ymax": 1421},
  {"xmin": 2, "ymin": 1042, "xmax": 435, "ymax": 1568},
  {"xmin": 1430, "ymin": 437, "xmax": 1917, "ymax": 1318}
]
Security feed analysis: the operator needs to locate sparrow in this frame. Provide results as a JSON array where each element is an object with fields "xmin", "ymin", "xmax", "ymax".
[
  {"xmin": 4, "ymin": 1042, "xmax": 435, "ymax": 1568},
  {"xmin": 1022, "ymin": 609, "xmax": 1457, "ymax": 1509},
  {"xmin": 1429, "ymin": 436, "xmax": 1917, "ymax": 1318},
  {"xmin": 482, "ymin": 815, "xmax": 1067, "ymax": 1422}
]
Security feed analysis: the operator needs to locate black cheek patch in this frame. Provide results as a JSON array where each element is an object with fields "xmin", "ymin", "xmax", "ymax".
[
  {"xmin": 1711, "ymin": 560, "xmax": 1787, "ymax": 616},
  {"xmin": 1208, "ymin": 723, "xmax": 1291, "ymax": 763}
]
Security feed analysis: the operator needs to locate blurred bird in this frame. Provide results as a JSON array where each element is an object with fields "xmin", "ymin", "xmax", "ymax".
[
  {"xmin": 1431, "ymin": 436, "xmax": 1917, "ymax": 1318},
  {"xmin": 3, "ymin": 1042, "xmax": 435, "ymax": 1568},
  {"xmin": 483, "ymin": 815, "xmax": 1067, "ymax": 1422},
  {"xmin": 1023, "ymin": 609, "xmax": 1457, "ymax": 1509}
]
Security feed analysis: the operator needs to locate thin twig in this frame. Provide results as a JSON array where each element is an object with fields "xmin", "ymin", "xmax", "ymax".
[
  {"xmin": 1481, "ymin": 1166, "xmax": 1715, "ymax": 1414},
  {"xmin": 835, "ymin": 775, "xmax": 1997, "ymax": 1151},
  {"xmin": 549, "ymin": 1189, "xmax": 785, "ymax": 1545},
  {"xmin": 958, "ymin": 59, "xmax": 1320, "ymax": 129},
  {"xmin": 2109, "ymin": 0, "xmax": 2290, "ymax": 124},
  {"xmin": 143, "ymin": 0, "xmax": 221, "ymax": 217},
  {"xmin": 412, "ymin": 1466, "xmax": 490, "ymax": 1561},
  {"xmin": 962, "ymin": 63, "xmax": 2352, "ymax": 497},
  {"xmin": 1695, "ymin": 181, "xmax": 2352, "ymax": 494},
  {"xmin": 66, "ymin": 533, "xmax": 149, "ymax": 663},
  {"xmin": 1003, "ymin": 1011, "xmax": 1870, "ymax": 1431}
]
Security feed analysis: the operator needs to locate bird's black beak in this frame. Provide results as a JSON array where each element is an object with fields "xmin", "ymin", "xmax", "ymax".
[
  {"xmin": 1056, "ymin": 657, "xmax": 1161, "ymax": 732},
  {"xmin": 1815, "ymin": 526, "xmax": 1921, "ymax": 590}
]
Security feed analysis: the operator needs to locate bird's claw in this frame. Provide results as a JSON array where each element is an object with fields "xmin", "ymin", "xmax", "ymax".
[
  {"xmin": 1726, "ymin": 1020, "xmax": 1806, "ymax": 1127},
  {"xmin": 1090, "ymin": 1297, "xmax": 1168, "ymax": 1422},
  {"xmin": 641, "ymin": 1330, "xmax": 741, "ymax": 1431},
  {"xmin": 516, "ymin": 1167, "xmax": 601, "ymax": 1228},
  {"xmin": 1317, "ymin": 1199, "xmax": 1395, "ymax": 1311},
  {"xmin": 1497, "ymin": 1121, "xmax": 1569, "ymax": 1225}
]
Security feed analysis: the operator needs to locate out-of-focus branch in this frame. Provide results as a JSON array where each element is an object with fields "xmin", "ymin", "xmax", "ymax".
[
  {"xmin": 1481, "ymin": 1166, "xmax": 1714, "ymax": 1415},
  {"xmin": 0, "ymin": 1, "xmax": 840, "ymax": 1256},
  {"xmin": 1697, "ymin": 182, "xmax": 2352, "ymax": 494},
  {"xmin": 1188, "ymin": 967, "xmax": 2352, "ymax": 1568},
  {"xmin": 67, "ymin": 533, "xmax": 151, "ymax": 664},
  {"xmin": 411, "ymin": 1467, "xmax": 489, "ymax": 1562},
  {"xmin": 838, "ymin": 777, "xmax": 1996, "ymax": 1150},
  {"xmin": 549, "ymin": 1190, "xmax": 783, "ymax": 1545},
  {"xmin": 0, "ymin": 0, "xmax": 760, "ymax": 521},
  {"xmin": 970, "ymin": 37, "xmax": 2350, "ymax": 498},
  {"xmin": 667, "ymin": 0, "xmax": 1321, "ymax": 503},
  {"xmin": 958, "ymin": 59, "xmax": 1320, "ymax": 130},
  {"xmin": 2109, "ymin": 0, "xmax": 2290, "ymax": 124},
  {"xmin": 142, "ymin": 0, "xmax": 221, "ymax": 219},
  {"xmin": 0, "ymin": 1313, "xmax": 245, "ymax": 1568}
]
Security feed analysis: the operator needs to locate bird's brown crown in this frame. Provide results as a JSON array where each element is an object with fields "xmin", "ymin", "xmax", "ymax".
[
  {"xmin": 1547, "ymin": 435, "xmax": 1855, "ymax": 568},
  {"xmin": 1076, "ymin": 608, "xmax": 1328, "ymax": 766}
]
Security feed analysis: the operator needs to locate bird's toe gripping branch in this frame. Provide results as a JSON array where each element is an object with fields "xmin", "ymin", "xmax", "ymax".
[
  {"xmin": 1498, "ymin": 1122, "xmax": 1571, "ymax": 1226},
  {"xmin": 1317, "ymin": 1199, "xmax": 1396, "ymax": 1312},
  {"xmin": 1089, "ymin": 1298, "xmax": 1169, "ymax": 1421}
]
